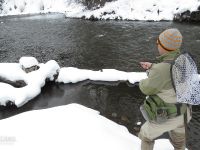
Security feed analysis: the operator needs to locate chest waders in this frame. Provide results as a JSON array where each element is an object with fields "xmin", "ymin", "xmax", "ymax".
[{"xmin": 140, "ymin": 56, "xmax": 193, "ymax": 147}]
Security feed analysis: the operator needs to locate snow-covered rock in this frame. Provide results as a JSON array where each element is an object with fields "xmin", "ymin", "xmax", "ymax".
[
  {"xmin": 19, "ymin": 56, "xmax": 39, "ymax": 73},
  {"xmin": 0, "ymin": 58, "xmax": 60, "ymax": 107}
]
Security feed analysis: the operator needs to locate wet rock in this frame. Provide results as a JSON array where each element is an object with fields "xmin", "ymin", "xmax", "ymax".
[
  {"xmin": 0, "ymin": 77, "xmax": 27, "ymax": 88},
  {"xmin": 0, "ymin": 0, "xmax": 3, "ymax": 11},
  {"xmin": 146, "ymin": 9, "xmax": 152, "ymax": 13},
  {"xmin": 133, "ymin": 126, "xmax": 140, "ymax": 133},
  {"xmin": 190, "ymin": 11, "xmax": 200, "ymax": 22},
  {"xmin": 53, "ymin": 70, "xmax": 59, "ymax": 81},
  {"xmin": 174, "ymin": 10, "xmax": 191, "ymax": 22},
  {"xmin": 133, "ymin": 122, "xmax": 142, "ymax": 133},
  {"xmin": 103, "ymin": 10, "xmax": 115, "ymax": 16},
  {"xmin": 88, "ymin": 85, "xmax": 108, "ymax": 112},
  {"xmin": 121, "ymin": 115, "xmax": 129, "ymax": 122},
  {"xmin": 174, "ymin": 10, "xmax": 200, "ymax": 22},
  {"xmin": 111, "ymin": 112, "xmax": 117, "ymax": 118},
  {"xmin": 81, "ymin": 15, "xmax": 86, "ymax": 19},
  {"xmin": 114, "ymin": 17, "xmax": 118, "ymax": 21},
  {"xmin": 5, "ymin": 101, "xmax": 17, "ymax": 108},
  {"xmin": 88, "ymin": 15, "xmax": 99, "ymax": 21},
  {"xmin": 14, "ymin": 80, "xmax": 27, "ymax": 88},
  {"xmin": 82, "ymin": 0, "xmax": 113, "ymax": 9},
  {"xmin": 14, "ymin": 5, "xmax": 17, "ymax": 10},
  {"xmin": 22, "ymin": 65, "xmax": 40, "ymax": 73},
  {"xmin": 114, "ymin": 16, "xmax": 122, "ymax": 21}
]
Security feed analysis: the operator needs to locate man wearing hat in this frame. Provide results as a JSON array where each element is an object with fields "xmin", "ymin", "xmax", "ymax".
[{"xmin": 138, "ymin": 28, "xmax": 191, "ymax": 150}]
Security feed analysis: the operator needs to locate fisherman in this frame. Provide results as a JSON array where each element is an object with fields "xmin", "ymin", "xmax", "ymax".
[{"xmin": 138, "ymin": 28, "xmax": 191, "ymax": 150}]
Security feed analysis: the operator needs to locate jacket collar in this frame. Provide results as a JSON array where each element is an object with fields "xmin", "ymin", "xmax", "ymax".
[{"xmin": 156, "ymin": 49, "xmax": 181, "ymax": 62}]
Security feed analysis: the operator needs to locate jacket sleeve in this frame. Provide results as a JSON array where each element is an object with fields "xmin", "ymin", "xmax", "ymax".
[{"xmin": 139, "ymin": 66, "xmax": 164, "ymax": 95}]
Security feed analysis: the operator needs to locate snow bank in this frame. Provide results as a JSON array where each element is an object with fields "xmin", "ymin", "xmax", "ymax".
[
  {"xmin": 0, "ymin": 59, "xmax": 60, "ymax": 107},
  {"xmin": 0, "ymin": 0, "xmax": 199, "ymax": 21},
  {"xmin": 57, "ymin": 67, "xmax": 147, "ymax": 84},
  {"xmin": 0, "ymin": 103, "xmax": 178, "ymax": 150},
  {"xmin": 0, "ymin": 57, "xmax": 146, "ymax": 107}
]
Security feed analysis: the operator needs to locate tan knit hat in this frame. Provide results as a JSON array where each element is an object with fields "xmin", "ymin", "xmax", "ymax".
[{"xmin": 158, "ymin": 28, "xmax": 182, "ymax": 51}]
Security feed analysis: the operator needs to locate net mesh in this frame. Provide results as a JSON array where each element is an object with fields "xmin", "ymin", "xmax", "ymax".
[{"xmin": 172, "ymin": 53, "xmax": 200, "ymax": 105}]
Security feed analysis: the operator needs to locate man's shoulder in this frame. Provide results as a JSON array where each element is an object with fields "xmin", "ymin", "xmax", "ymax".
[
  {"xmin": 152, "ymin": 62, "xmax": 171, "ymax": 70},
  {"xmin": 150, "ymin": 62, "xmax": 171, "ymax": 75}
]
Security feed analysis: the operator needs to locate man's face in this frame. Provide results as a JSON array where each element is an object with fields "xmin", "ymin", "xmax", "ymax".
[{"xmin": 156, "ymin": 39, "xmax": 167, "ymax": 55}]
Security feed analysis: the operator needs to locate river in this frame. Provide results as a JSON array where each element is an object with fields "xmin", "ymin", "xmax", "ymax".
[{"xmin": 0, "ymin": 13, "xmax": 200, "ymax": 149}]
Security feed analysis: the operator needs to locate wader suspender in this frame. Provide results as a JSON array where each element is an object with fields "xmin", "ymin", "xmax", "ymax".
[
  {"xmin": 165, "ymin": 59, "xmax": 188, "ymax": 146},
  {"xmin": 184, "ymin": 109, "xmax": 188, "ymax": 146}
]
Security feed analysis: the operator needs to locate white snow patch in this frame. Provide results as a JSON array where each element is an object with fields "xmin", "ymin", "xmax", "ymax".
[
  {"xmin": 0, "ymin": 103, "xmax": 185, "ymax": 150},
  {"xmin": 19, "ymin": 56, "xmax": 39, "ymax": 68},
  {"xmin": 96, "ymin": 34, "xmax": 105, "ymax": 37},
  {"xmin": 136, "ymin": 121, "xmax": 142, "ymax": 126},
  {"xmin": 0, "ymin": 63, "xmax": 26, "ymax": 81},
  {"xmin": 1, "ymin": 0, "xmax": 86, "ymax": 16},
  {"xmin": 56, "ymin": 67, "xmax": 147, "ymax": 84}
]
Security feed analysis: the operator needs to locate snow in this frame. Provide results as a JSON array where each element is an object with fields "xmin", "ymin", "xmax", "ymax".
[
  {"xmin": 136, "ymin": 121, "xmax": 142, "ymax": 126},
  {"xmin": 0, "ymin": 63, "xmax": 26, "ymax": 82},
  {"xmin": 57, "ymin": 67, "xmax": 147, "ymax": 84},
  {"xmin": 0, "ymin": 0, "xmax": 199, "ymax": 21},
  {"xmin": 0, "ymin": 57, "xmax": 146, "ymax": 107},
  {"xmin": 0, "ymin": 103, "xmax": 182, "ymax": 150},
  {"xmin": 19, "ymin": 56, "xmax": 39, "ymax": 69},
  {"xmin": 0, "ymin": 59, "xmax": 60, "ymax": 107}
]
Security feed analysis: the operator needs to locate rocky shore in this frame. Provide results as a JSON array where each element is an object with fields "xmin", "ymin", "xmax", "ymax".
[
  {"xmin": 81, "ymin": 0, "xmax": 114, "ymax": 9},
  {"xmin": 174, "ymin": 10, "xmax": 200, "ymax": 23},
  {"xmin": 0, "ymin": 0, "xmax": 200, "ymax": 22},
  {"xmin": 82, "ymin": 0, "xmax": 200, "ymax": 22},
  {"xmin": 0, "ymin": 0, "xmax": 3, "ymax": 11}
]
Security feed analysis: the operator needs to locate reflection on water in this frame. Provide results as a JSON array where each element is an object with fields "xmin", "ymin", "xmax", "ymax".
[{"xmin": 0, "ymin": 14, "xmax": 200, "ymax": 149}]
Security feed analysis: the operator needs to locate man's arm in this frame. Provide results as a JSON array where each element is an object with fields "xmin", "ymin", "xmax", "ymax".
[{"xmin": 139, "ymin": 66, "xmax": 164, "ymax": 95}]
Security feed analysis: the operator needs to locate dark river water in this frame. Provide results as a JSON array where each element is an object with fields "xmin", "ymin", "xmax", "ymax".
[{"xmin": 0, "ymin": 13, "xmax": 200, "ymax": 149}]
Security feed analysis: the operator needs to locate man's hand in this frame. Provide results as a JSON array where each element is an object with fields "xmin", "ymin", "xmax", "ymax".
[{"xmin": 140, "ymin": 62, "xmax": 152, "ymax": 70}]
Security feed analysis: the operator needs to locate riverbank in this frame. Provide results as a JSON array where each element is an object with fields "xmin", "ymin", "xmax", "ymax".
[
  {"xmin": 0, "ymin": 14, "xmax": 200, "ymax": 149},
  {"xmin": 0, "ymin": 0, "xmax": 200, "ymax": 22}
]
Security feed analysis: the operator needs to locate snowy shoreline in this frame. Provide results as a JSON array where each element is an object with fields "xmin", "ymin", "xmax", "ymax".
[
  {"xmin": 0, "ymin": 0, "xmax": 199, "ymax": 21},
  {"xmin": 0, "ymin": 103, "xmax": 181, "ymax": 150},
  {"xmin": 0, "ymin": 57, "xmax": 190, "ymax": 150},
  {"xmin": 0, "ymin": 57, "xmax": 147, "ymax": 107},
  {"xmin": 0, "ymin": 57, "xmax": 189, "ymax": 150}
]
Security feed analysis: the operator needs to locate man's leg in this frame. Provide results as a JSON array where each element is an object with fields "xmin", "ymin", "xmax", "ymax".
[
  {"xmin": 138, "ymin": 132, "xmax": 154, "ymax": 150},
  {"xmin": 169, "ymin": 126, "xmax": 186, "ymax": 150},
  {"xmin": 138, "ymin": 115, "xmax": 185, "ymax": 150}
]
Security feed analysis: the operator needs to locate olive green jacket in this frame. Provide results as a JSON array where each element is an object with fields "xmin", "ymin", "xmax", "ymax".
[{"xmin": 139, "ymin": 50, "xmax": 181, "ymax": 104}]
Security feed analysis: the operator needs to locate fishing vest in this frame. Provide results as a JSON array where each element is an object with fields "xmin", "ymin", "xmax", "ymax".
[{"xmin": 141, "ymin": 95, "xmax": 187, "ymax": 123}]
